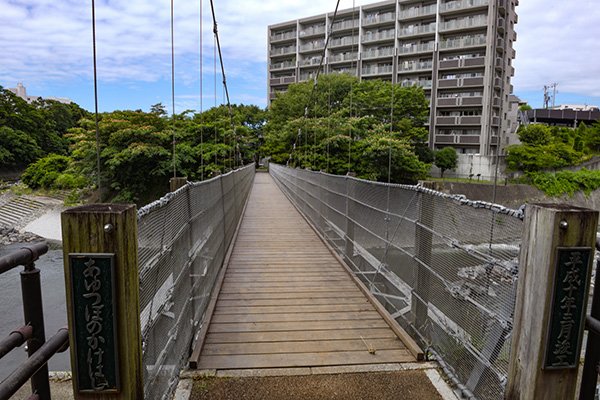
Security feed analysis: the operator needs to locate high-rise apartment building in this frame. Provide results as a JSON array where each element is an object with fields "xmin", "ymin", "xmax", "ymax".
[{"xmin": 267, "ymin": 0, "xmax": 519, "ymax": 156}]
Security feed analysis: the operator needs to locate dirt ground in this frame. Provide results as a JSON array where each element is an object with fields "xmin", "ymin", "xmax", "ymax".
[{"xmin": 190, "ymin": 370, "xmax": 444, "ymax": 400}]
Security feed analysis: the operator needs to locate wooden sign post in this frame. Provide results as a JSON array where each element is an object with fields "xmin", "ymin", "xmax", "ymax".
[
  {"xmin": 62, "ymin": 204, "xmax": 143, "ymax": 399},
  {"xmin": 506, "ymin": 203, "xmax": 598, "ymax": 400}
]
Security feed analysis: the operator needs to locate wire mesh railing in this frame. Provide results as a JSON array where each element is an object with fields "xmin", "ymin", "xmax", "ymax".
[
  {"xmin": 136, "ymin": 164, "xmax": 254, "ymax": 399},
  {"xmin": 270, "ymin": 163, "xmax": 523, "ymax": 400}
]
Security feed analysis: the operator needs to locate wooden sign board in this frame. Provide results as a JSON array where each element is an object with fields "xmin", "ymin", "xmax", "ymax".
[
  {"xmin": 544, "ymin": 247, "xmax": 593, "ymax": 369},
  {"xmin": 69, "ymin": 253, "xmax": 120, "ymax": 392}
]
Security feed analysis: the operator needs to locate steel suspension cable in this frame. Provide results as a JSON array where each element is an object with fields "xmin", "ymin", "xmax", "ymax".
[
  {"xmin": 347, "ymin": 0, "xmax": 356, "ymax": 174},
  {"xmin": 171, "ymin": 0, "xmax": 177, "ymax": 178},
  {"xmin": 91, "ymin": 0, "xmax": 102, "ymax": 200},
  {"xmin": 208, "ymin": 0, "xmax": 237, "ymax": 169},
  {"xmin": 199, "ymin": 0, "xmax": 204, "ymax": 180}
]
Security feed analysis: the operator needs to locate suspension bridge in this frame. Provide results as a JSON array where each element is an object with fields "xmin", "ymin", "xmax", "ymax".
[{"xmin": 2, "ymin": 163, "xmax": 600, "ymax": 400}]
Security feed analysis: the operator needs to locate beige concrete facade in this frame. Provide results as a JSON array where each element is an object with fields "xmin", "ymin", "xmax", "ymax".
[{"xmin": 268, "ymin": 0, "xmax": 519, "ymax": 156}]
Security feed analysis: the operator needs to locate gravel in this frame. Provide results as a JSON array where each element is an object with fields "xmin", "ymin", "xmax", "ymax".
[{"xmin": 191, "ymin": 370, "xmax": 444, "ymax": 400}]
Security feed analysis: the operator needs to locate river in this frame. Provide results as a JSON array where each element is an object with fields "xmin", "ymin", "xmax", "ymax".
[{"xmin": 0, "ymin": 243, "xmax": 70, "ymax": 382}]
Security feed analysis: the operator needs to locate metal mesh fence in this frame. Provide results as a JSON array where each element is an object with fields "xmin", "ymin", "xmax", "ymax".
[
  {"xmin": 137, "ymin": 164, "xmax": 254, "ymax": 399},
  {"xmin": 270, "ymin": 163, "xmax": 523, "ymax": 400}
]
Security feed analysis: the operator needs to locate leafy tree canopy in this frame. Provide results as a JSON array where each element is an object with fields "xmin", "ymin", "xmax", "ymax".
[{"xmin": 264, "ymin": 74, "xmax": 431, "ymax": 184}]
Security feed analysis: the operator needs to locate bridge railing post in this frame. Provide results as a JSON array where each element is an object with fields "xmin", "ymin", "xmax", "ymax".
[
  {"xmin": 170, "ymin": 176, "xmax": 188, "ymax": 192},
  {"xmin": 506, "ymin": 203, "xmax": 598, "ymax": 400},
  {"xmin": 61, "ymin": 204, "xmax": 143, "ymax": 399}
]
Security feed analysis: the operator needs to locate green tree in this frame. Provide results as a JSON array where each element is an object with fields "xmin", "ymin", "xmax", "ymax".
[
  {"xmin": 517, "ymin": 124, "xmax": 552, "ymax": 146},
  {"xmin": 434, "ymin": 147, "xmax": 458, "ymax": 178}
]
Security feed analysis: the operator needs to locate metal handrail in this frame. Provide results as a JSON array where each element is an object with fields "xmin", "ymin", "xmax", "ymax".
[{"xmin": 0, "ymin": 242, "xmax": 68, "ymax": 400}]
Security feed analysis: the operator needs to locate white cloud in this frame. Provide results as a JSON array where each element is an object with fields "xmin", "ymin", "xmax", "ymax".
[
  {"xmin": 512, "ymin": 0, "xmax": 600, "ymax": 98},
  {"xmin": 1, "ymin": 0, "xmax": 599, "ymax": 107}
]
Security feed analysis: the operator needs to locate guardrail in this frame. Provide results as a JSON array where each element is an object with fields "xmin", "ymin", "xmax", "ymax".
[{"xmin": 0, "ymin": 243, "xmax": 69, "ymax": 400}]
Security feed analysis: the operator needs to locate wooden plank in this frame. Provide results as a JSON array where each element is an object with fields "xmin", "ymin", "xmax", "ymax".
[
  {"xmin": 208, "ymin": 319, "xmax": 390, "ymax": 333},
  {"xmin": 219, "ymin": 285, "xmax": 359, "ymax": 293},
  {"xmin": 211, "ymin": 311, "xmax": 382, "ymax": 324},
  {"xmin": 202, "ymin": 338, "xmax": 404, "ymax": 356},
  {"xmin": 215, "ymin": 297, "xmax": 371, "ymax": 307},
  {"xmin": 205, "ymin": 328, "xmax": 398, "ymax": 344},
  {"xmin": 217, "ymin": 291, "xmax": 365, "ymax": 300},
  {"xmin": 214, "ymin": 303, "xmax": 375, "ymax": 315},
  {"xmin": 197, "ymin": 349, "xmax": 413, "ymax": 369}
]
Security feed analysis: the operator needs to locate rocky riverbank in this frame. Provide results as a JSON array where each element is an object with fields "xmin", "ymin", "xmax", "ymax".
[{"xmin": 0, "ymin": 227, "xmax": 44, "ymax": 246}]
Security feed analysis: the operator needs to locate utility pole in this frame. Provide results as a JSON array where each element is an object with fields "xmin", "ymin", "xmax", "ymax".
[
  {"xmin": 551, "ymin": 82, "xmax": 558, "ymax": 108},
  {"xmin": 543, "ymin": 85, "xmax": 550, "ymax": 109}
]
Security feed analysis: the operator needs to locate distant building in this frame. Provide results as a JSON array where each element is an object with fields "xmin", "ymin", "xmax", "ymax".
[
  {"xmin": 267, "ymin": 0, "xmax": 519, "ymax": 157},
  {"xmin": 520, "ymin": 107, "xmax": 600, "ymax": 128},
  {"xmin": 550, "ymin": 104, "xmax": 599, "ymax": 112},
  {"xmin": 7, "ymin": 82, "xmax": 72, "ymax": 105}
]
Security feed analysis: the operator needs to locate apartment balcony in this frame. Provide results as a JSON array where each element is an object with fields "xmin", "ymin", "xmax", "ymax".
[
  {"xmin": 298, "ymin": 73, "xmax": 317, "ymax": 82},
  {"xmin": 491, "ymin": 116, "xmax": 500, "ymax": 126},
  {"xmin": 270, "ymin": 60, "xmax": 296, "ymax": 70},
  {"xmin": 270, "ymin": 46, "xmax": 296, "ymax": 57},
  {"xmin": 496, "ymin": 37, "xmax": 505, "ymax": 53},
  {"xmin": 398, "ymin": 24, "xmax": 436, "ymax": 38},
  {"xmin": 436, "ymin": 116, "xmax": 482, "ymax": 125},
  {"xmin": 270, "ymin": 75, "xmax": 296, "ymax": 86},
  {"xmin": 438, "ymin": 56, "xmax": 485, "ymax": 69},
  {"xmin": 270, "ymin": 31, "xmax": 297, "ymax": 43},
  {"xmin": 439, "ymin": 35, "xmax": 486, "ymax": 50},
  {"xmin": 435, "ymin": 135, "xmax": 456, "ymax": 144},
  {"xmin": 437, "ymin": 96, "xmax": 483, "ymax": 107},
  {"xmin": 401, "ymin": 79, "xmax": 433, "ymax": 89},
  {"xmin": 497, "ymin": 17, "xmax": 505, "ymax": 33},
  {"xmin": 299, "ymin": 57, "xmax": 322, "ymax": 67},
  {"xmin": 362, "ymin": 47, "xmax": 395, "ymax": 60},
  {"xmin": 300, "ymin": 42, "xmax": 325, "ymax": 52},
  {"xmin": 332, "ymin": 67, "xmax": 358, "ymax": 76},
  {"xmin": 362, "ymin": 31, "xmax": 396, "ymax": 43},
  {"xmin": 440, "ymin": 16, "xmax": 488, "ymax": 32},
  {"xmin": 329, "ymin": 52, "xmax": 359, "ymax": 63},
  {"xmin": 399, "ymin": 4, "xmax": 437, "ymax": 20},
  {"xmin": 494, "ymin": 77, "xmax": 502, "ymax": 88},
  {"xmin": 498, "ymin": 0, "xmax": 506, "ymax": 15},
  {"xmin": 299, "ymin": 26, "xmax": 326, "ymax": 38},
  {"xmin": 362, "ymin": 65, "xmax": 393, "ymax": 76},
  {"xmin": 438, "ymin": 76, "xmax": 484, "ymax": 88},
  {"xmin": 363, "ymin": 12, "xmax": 396, "ymax": 26},
  {"xmin": 398, "ymin": 60, "xmax": 433, "ymax": 72},
  {"xmin": 509, "ymin": 48, "xmax": 516, "ymax": 58},
  {"xmin": 398, "ymin": 42, "xmax": 435, "ymax": 55},
  {"xmin": 439, "ymin": 0, "xmax": 489, "ymax": 15},
  {"xmin": 492, "ymin": 96, "xmax": 501, "ymax": 108},
  {"xmin": 495, "ymin": 57, "xmax": 504, "ymax": 70},
  {"xmin": 331, "ymin": 19, "xmax": 359, "ymax": 32},
  {"xmin": 329, "ymin": 36, "xmax": 359, "ymax": 48},
  {"xmin": 512, "ymin": 31, "xmax": 517, "ymax": 41},
  {"xmin": 508, "ymin": 65, "xmax": 515, "ymax": 76}
]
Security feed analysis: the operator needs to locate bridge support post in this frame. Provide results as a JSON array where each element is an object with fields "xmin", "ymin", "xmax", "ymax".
[
  {"xmin": 61, "ymin": 204, "xmax": 143, "ymax": 399},
  {"xmin": 170, "ymin": 176, "xmax": 188, "ymax": 192},
  {"xmin": 506, "ymin": 204, "xmax": 598, "ymax": 400}
]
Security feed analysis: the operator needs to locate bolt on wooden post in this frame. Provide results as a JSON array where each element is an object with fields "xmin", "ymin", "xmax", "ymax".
[
  {"xmin": 61, "ymin": 204, "xmax": 143, "ymax": 399},
  {"xmin": 506, "ymin": 203, "xmax": 598, "ymax": 400}
]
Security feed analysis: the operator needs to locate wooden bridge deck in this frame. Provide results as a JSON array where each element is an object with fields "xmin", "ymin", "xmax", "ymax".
[{"xmin": 192, "ymin": 172, "xmax": 417, "ymax": 371}]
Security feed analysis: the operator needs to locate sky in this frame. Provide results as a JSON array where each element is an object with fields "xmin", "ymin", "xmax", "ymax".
[{"xmin": 1, "ymin": 0, "xmax": 599, "ymax": 113}]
